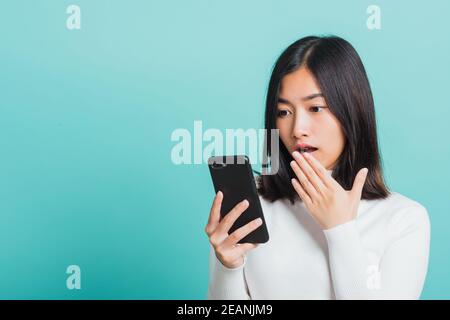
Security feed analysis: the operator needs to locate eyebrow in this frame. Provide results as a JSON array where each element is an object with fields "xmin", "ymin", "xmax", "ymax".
[{"xmin": 278, "ymin": 93, "xmax": 324, "ymax": 105}]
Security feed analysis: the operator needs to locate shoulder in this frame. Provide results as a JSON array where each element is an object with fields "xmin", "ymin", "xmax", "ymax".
[
  {"xmin": 382, "ymin": 191, "xmax": 428, "ymax": 218},
  {"xmin": 368, "ymin": 191, "xmax": 430, "ymax": 237}
]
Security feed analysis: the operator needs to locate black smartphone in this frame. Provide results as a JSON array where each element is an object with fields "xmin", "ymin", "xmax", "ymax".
[{"xmin": 207, "ymin": 155, "xmax": 269, "ymax": 244}]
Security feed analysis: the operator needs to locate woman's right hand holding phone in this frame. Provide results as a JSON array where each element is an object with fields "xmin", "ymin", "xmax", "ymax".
[{"xmin": 205, "ymin": 191, "xmax": 262, "ymax": 269}]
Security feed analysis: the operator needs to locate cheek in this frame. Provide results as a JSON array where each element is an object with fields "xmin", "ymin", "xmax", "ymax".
[
  {"xmin": 331, "ymin": 122, "xmax": 346, "ymax": 151},
  {"xmin": 320, "ymin": 117, "xmax": 346, "ymax": 156}
]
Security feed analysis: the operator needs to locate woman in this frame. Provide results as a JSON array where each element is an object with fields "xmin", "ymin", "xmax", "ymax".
[{"xmin": 205, "ymin": 35, "xmax": 430, "ymax": 299}]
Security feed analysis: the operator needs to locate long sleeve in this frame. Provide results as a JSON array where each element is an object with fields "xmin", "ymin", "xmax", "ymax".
[
  {"xmin": 323, "ymin": 204, "xmax": 430, "ymax": 299},
  {"xmin": 206, "ymin": 245, "xmax": 251, "ymax": 300}
]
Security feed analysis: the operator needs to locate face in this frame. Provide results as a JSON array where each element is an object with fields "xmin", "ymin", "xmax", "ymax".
[{"xmin": 276, "ymin": 67, "xmax": 346, "ymax": 170}]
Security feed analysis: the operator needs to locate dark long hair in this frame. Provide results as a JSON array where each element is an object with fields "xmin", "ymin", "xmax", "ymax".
[{"xmin": 257, "ymin": 35, "xmax": 390, "ymax": 204}]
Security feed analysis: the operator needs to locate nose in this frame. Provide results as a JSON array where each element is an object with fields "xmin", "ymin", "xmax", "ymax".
[{"xmin": 292, "ymin": 109, "xmax": 311, "ymax": 138}]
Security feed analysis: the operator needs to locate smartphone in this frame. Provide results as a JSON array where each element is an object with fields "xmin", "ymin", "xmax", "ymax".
[{"xmin": 207, "ymin": 155, "xmax": 269, "ymax": 244}]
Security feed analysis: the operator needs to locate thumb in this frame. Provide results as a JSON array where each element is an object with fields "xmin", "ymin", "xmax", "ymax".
[{"xmin": 350, "ymin": 168, "xmax": 368, "ymax": 200}]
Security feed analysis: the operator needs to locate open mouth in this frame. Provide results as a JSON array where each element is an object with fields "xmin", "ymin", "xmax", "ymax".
[{"xmin": 297, "ymin": 147, "xmax": 318, "ymax": 153}]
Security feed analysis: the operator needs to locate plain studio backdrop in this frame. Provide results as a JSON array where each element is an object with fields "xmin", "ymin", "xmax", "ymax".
[{"xmin": 0, "ymin": 0, "xmax": 449, "ymax": 299}]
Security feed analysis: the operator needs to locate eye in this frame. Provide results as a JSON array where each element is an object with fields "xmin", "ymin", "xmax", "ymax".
[
  {"xmin": 277, "ymin": 109, "xmax": 292, "ymax": 118},
  {"xmin": 310, "ymin": 106, "xmax": 326, "ymax": 113}
]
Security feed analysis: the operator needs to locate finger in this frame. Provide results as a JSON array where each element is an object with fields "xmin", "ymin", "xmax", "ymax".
[
  {"xmin": 292, "ymin": 151, "xmax": 327, "ymax": 194},
  {"xmin": 205, "ymin": 191, "xmax": 223, "ymax": 235},
  {"xmin": 290, "ymin": 160, "xmax": 318, "ymax": 199},
  {"xmin": 301, "ymin": 151, "xmax": 335, "ymax": 189},
  {"xmin": 215, "ymin": 199, "xmax": 249, "ymax": 235},
  {"xmin": 221, "ymin": 217, "xmax": 263, "ymax": 248},
  {"xmin": 350, "ymin": 168, "xmax": 368, "ymax": 200},
  {"xmin": 291, "ymin": 178, "xmax": 312, "ymax": 205},
  {"xmin": 220, "ymin": 242, "xmax": 259, "ymax": 263}
]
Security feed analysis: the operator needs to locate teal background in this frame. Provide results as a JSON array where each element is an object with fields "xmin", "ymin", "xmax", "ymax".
[{"xmin": 1, "ymin": 0, "xmax": 449, "ymax": 299}]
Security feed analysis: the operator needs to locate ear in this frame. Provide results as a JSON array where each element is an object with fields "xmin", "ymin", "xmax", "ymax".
[{"xmin": 350, "ymin": 168, "xmax": 368, "ymax": 200}]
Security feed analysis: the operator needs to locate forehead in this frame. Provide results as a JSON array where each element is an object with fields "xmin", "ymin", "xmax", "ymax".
[{"xmin": 279, "ymin": 67, "xmax": 322, "ymax": 99}]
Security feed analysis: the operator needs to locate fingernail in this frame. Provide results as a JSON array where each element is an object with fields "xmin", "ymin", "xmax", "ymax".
[
  {"xmin": 292, "ymin": 151, "xmax": 300, "ymax": 158},
  {"xmin": 290, "ymin": 160, "xmax": 296, "ymax": 167},
  {"xmin": 255, "ymin": 218, "xmax": 262, "ymax": 225},
  {"xmin": 242, "ymin": 199, "xmax": 249, "ymax": 206},
  {"xmin": 363, "ymin": 168, "xmax": 368, "ymax": 175}
]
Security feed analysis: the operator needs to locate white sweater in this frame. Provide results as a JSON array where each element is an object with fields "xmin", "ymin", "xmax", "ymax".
[{"xmin": 207, "ymin": 191, "xmax": 430, "ymax": 299}]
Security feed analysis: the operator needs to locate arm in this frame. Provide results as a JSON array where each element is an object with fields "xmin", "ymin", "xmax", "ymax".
[
  {"xmin": 204, "ymin": 192, "xmax": 260, "ymax": 300},
  {"xmin": 323, "ymin": 205, "xmax": 430, "ymax": 299},
  {"xmin": 207, "ymin": 245, "xmax": 251, "ymax": 300}
]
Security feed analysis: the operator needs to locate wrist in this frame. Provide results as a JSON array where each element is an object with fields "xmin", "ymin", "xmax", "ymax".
[
  {"xmin": 216, "ymin": 255, "xmax": 246, "ymax": 270},
  {"xmin": 321, "ymin": 216, "xmax": 354, "ymax": 230}
]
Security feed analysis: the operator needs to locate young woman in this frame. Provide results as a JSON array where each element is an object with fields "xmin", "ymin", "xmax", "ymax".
[{"xmin": 205, "ymin": 36, "xmax": 430, "ymax": 299}]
